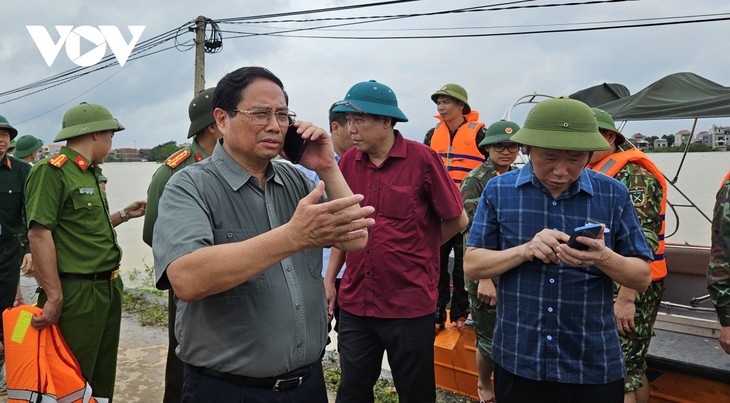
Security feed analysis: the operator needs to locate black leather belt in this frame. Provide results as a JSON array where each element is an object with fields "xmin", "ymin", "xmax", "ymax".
[
  {"xmin": 197, "ymin": 364, "xmax": 314, "ymax": 391},
  {"xmin": 59, "ymin": 268, "xmax": 119, "ymax": 281}
]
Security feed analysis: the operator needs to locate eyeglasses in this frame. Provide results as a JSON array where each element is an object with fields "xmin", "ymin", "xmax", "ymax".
[
  {"xmin": 230, "ymin": 108, "xmax": 297, "ymax": 127},
  {"xmin": 491, "ymin": 143, "xmax": 520, "ymax": 153},
  {"xmin": 333, "ymin": 100, "xmax": 367, "ymax": 115}
]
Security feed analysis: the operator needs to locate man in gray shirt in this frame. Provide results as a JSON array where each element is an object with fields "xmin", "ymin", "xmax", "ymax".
[{"xmin": 153, "ymin": 66, "xmax": 374, "ymax": 403}]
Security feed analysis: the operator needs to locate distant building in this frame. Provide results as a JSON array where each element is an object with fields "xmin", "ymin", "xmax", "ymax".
[
  {"xmin": 674, "ymin": 130, "xmax": 691, "ymax": 146},
  {"xmin": 111, "ymin": 148, "xmax": 143, "ymax": 161},
  {"xmin": 630, "ymin": 133, "xmax": 649, "ymax": 150},
  {"xmin": 703, "ymin": 125, "xmax": 728, "ymax": 150},
  {"xmin": 654, "ymin": 138, "xmax": 668, "ymax": 149}
]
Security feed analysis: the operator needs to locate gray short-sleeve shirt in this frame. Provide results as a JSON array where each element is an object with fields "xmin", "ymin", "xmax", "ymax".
[{"xmin": 153, "ymin": 142, "xmax": 326, "ymax": 377}]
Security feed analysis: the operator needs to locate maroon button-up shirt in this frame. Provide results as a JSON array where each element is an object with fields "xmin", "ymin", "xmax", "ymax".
[{"xmin": 338, "ymin": 131, "xmax": 464, "ymax": 318}]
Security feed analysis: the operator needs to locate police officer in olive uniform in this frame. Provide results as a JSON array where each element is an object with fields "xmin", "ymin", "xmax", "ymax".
[
  {"xmin": 143, "ymin": 87, "xmax": 222, "ymax": 403},
  {"xmin": 460, "ymin": 119, "xmax": 521, "ymax": 403},
  {"xmin": 0, "ymin": 115, "xmax": 32, "ymax": 394},
  {"xmin": 24, "ymin": 102, "xmax": 146, "ymax": 402}
]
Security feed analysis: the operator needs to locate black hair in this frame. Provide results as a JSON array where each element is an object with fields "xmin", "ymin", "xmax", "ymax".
[
  {"xmin": 328, "ymin": 102, "xmax": 347, "ymax": 127},
  {"xmin": 213, "ymin": 66, "xmax": 284, "ymax": 117}
]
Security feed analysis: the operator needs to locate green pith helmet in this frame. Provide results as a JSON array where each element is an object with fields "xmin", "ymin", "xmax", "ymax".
[
  {"xmin": 511, "ymin": 98, "xmax": 609, "ymax": 151},
  {"xmin": 332, "ymin": 80, "xmax": 408, "ymax": 122},
  {"xmin": 13, "ymin": 135, "xmax": 44, "ymax": 159},
  {"xmin": 591, "ymin": 107, "xmax": 625, "ymax": 146},
  {"xmin": 479, "ymin": 120, "xmax": 521, "ymax": 147},
  {"xmin": 8, "ymin": 139, "xmax": 16, "ymax": 149},
  {"xmin": 55, "ymin": 102, "xmax": 125, "ymax": 142},
  {"xmin": 431, "ymin": 83, "xmax": 471, "ymax": 114},
  {"xmin": 0, "ymin": 115, "xmax": 18, "ymax": 140},
  {"xmin": 188, "ymin": 87, "xmax": 216, "ymax": 138}
]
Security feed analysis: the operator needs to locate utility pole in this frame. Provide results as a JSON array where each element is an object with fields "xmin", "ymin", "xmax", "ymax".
[{"xmin": 193, "ymin": 16, "xmax": 206, "ymax": 95}]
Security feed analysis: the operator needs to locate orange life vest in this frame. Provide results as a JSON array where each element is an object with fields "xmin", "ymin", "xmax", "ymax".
[
  {"xmin": 590, "ymin": 148, "xmax": 668, "ymax": 281},
  {"xmin": 2, "ymin": 305, "xmax": 102, "ymax": 403},
  {"xmin": 430, "ymin": 111, "xmax": 485, "ymax": 189},
  {"xmin": 721, "ymin": 171, "xmax": 730, "ymax": 189}
]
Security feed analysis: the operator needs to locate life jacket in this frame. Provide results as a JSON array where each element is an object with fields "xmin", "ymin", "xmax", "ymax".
[
  {"xmin": 430, "ymin": 111, "xmax": 485, "ymax": 189},
  {"xmin": 590, "ymin": 148, "xmax": 668, "ymax": 281},
  {"xmin": 721, "ymin": 171, "xmax": 730, "ymax": 189},
  {"xmin": 2, "ymin": 305, "xmax": 102, "ymax": 403}
]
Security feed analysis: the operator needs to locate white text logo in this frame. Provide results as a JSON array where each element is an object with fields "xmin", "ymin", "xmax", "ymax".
[{"xmin": 26, "ymin": 25, "xmax": 146, "ymax": 67}]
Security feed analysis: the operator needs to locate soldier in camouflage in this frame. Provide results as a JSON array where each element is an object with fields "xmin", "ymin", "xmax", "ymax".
[
  {"xmin": 461, "ymin": 119, "xmax": 521, "ymax": 403},
  {"xmin": 589, "ymin": 108, "xmax": 667, "ymax": 403},
  {"xmin": 709, "ymin": 171, "xmax": 730, "ymax": 354}
]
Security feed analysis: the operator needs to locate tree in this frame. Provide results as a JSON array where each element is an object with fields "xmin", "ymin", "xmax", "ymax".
[
  {"xmin": 661, "ymin": 134, "xmax": 675, "ymax": 147},
  {"xmin": 146, "ymin": 141, "xmax": 181, "ymax": 162}
]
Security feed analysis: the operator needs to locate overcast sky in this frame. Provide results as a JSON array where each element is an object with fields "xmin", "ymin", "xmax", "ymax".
[{"xmin": 2, "ymin": 0, "xmax": 730, "ymax": 149}]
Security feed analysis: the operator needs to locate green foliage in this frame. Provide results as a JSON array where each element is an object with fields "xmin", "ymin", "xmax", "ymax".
[
  {"xmin": 147, "ymin": 140, "xmax": 182, "ymax": 162},
  {"xmin": 647, "ymin": 143, "xmax": 717, "ymax": 153},
  {"xmin": 122, "ymin": 290, "xmax": 167, "ymax": 327},
  {"xmin": 122, "ymin": 263, "xmax": 167, "ymax": 327}
]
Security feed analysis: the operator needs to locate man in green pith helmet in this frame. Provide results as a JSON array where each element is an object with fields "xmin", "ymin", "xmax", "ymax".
[
  {"xmin": 465, "ymin": 97, "xmax": 652, "ymax": 403},
  {"xmin": 13, "ymin": 135, "xmax": 44, "ymax": 164},
  {"xmin": 143, "ymin": 87, "xmax": 222, "ymax": 403},
  {"xmin": 24, "ymin": 102, "xmax": 146, "ymax": 402},
  {"xmin": 0, "ymin": 114, "xmax": 32, "ymax": 396},
  {"xmin": 460, "ymin": 119, "xmax": 521, "ymax": 403},
  {"xmin": 588, "ymin": 108, "xmax": 667, "ymax": 403},
  {"xmin": 425, "ymin": 83, "xmax": 487, "ymax": 334}
]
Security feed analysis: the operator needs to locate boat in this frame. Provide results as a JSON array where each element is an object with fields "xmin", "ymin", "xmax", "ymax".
[{"xmin": 434, "ymin": 73, "xmax": 730, "ymax": 402}]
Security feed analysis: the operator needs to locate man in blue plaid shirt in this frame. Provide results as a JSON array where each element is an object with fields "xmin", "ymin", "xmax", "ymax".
[{"xmin": 464, "ymin": 98, "xmax": 652, "ymax": 403}]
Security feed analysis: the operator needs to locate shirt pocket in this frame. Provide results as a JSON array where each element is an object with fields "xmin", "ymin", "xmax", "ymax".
[
  {"xmin": 70, "ymin": 193, "xmax": 104, "ymax": 234},
  {"xmin": 381, "ymin": 185, "xmax": 416, "ymax": 220},
  {"xmin": 212, "ymin": 229, "xmax": 268, "ymax": 297}
]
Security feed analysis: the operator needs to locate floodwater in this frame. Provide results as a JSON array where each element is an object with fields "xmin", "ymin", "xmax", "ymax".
[{"xmin": 101, "ymin": 152, "xmax": 729, "ymax": 287}]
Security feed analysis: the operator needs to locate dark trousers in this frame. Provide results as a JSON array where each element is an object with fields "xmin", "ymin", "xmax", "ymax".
[
  {"xmin": 494, "ymin": 363, "xmax": 624, "ymax": 403},
  {"xmin": 182, "ymin": 361, "xmax": 327, "ymax": 403},
  {"xmin": 436, "ymin": 233, "xmax": 468, "ymax": 323},
  {"xmin": 163, "ymin": 291, "xmax": 184, "ymax": 403},
  {"xmin": 0, "ymin": 239, "xmax": 22, "ymax": 339},
  {"xmin": 336, "ymin": 310, "xmax": 436, "ymax": 403}
]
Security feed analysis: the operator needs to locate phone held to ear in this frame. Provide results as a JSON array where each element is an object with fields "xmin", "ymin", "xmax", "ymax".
[
  {"xmin": 566, "ymin": 223, "xmax": 603, "ymax": 251},
  {"xmin": 283, "ymin": 123, "xmax": 307, "ymax": 164}
]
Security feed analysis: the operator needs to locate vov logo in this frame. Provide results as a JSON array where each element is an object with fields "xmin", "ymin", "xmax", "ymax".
[{"xmin": 26, "ymin": 25, "xmax": 145, "ymax": 67}]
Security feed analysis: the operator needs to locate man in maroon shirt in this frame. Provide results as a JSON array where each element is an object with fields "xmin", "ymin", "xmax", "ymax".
[{"xmin": 328, "ymin": 80, "xmax": 467, "ymax": 403}]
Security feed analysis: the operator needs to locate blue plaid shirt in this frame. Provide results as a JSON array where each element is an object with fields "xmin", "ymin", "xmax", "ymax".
[{"xmin": 466, "ymin": 163, "xmax": 652, "ymax": 384}]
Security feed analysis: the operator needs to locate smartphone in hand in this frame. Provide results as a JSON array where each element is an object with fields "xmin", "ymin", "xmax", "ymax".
[
  {"xmin": 567, "ymin": 223, "xmax": 603, "ymax": 251},
  {"xmin": 283, "ymin": 123, "xmax": 307, "ymax": 164}
]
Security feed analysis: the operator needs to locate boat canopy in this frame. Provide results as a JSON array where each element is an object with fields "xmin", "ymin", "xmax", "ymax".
[
  {"xmin": 587, "ymin": 72, "xmax": 730, "ymax": 120},
  {"xmin": 568, "ymin": 82, "xmax": 629, "ymax": 107}
]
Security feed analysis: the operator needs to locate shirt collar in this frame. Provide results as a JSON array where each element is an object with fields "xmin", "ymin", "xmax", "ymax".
[
  {"xmin": 60, "ymin": 146, "xmax": 93, "ymax": 172},
  {"xmin": 211, "ymin": 139, "xmax": 276, "ymax": 191}
]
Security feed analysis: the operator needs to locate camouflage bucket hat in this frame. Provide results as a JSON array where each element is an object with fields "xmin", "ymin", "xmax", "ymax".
[
  {"xmin": 55, "ymin": 102, "xmax": 125, "ymax": 142},
  {"xmin": 332, "ymin": 80, "xmax": 408, "ymax": 122},
  {"xmin": 592, "ymin": 107, "xmax": 625, "ymax": 146},
  {"xmin": 188, "ymin": 87, "xmax": 216, "ymax": 138},
  {"xmin": 13, "ymin": 135, "xmax": 44, "ymax": 159},
  {"xmin": 511, "ymin": 98, "xmax": 609, "ymax": 151},
  {"xmin": 431, "ymin": 83, "xmax": 471, "ymax": 114},
  {"xmin": 0, "ymin": 115, "xmax": 18, "ymax": 140},
  {"xmin": 479, "ymin": 120, "xmax": 521, "ymax": 147}
]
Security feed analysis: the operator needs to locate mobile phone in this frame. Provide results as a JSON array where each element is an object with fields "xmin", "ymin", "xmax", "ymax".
[
  {"xmin": 567, "ymin": 223, "xmax": 603, "ymax": 251},
  {"xmin": 283, "ymin": 123, "xmax": 307, "ymax": 164}
]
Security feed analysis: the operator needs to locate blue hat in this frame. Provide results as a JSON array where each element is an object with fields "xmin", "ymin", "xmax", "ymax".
[{"xmin": 332, "ymin": 80, "xmax": 408, "ymax": 122}]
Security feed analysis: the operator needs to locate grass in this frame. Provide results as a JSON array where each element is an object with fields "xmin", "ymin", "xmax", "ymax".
[
  {"xmin": 323, "ymin": 351, "xmax": 400, "ymax": 403},
  {"xmin": 121, "ymin": 263, "xmax": 168, "ymax": 328}
]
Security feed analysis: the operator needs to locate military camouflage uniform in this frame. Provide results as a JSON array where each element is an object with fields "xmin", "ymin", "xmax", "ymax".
[
  {"xmin": 612, "ymin": 160, "xmax": 665, "ymax": 392},
  {"xmin": 709, "ymin": 173, "xmax": 730, "ymax": 327},
  {"xmin": 461, "ymin": 159, "xmax": 517, "ymax": 362}
]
